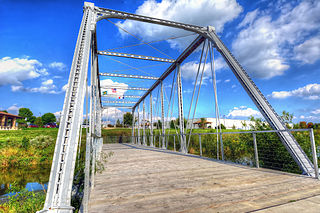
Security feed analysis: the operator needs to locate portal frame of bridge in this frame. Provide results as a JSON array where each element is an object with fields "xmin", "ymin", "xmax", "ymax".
[{"xmin": 39, "ymin": 2, "xmax": 318, "ymax": 213}]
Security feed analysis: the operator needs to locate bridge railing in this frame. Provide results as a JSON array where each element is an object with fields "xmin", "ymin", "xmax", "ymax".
[{"xmin": 104, "ymin": 128, "xmax": 319, "ymax": 179}]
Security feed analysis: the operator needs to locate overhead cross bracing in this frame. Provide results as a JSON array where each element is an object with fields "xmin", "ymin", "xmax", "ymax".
[
  {"xmin": 103, "ymin": 106, "xmax": 132, "ymax": 109},
  {"xmin": 99, "ymin": 72, "xmax": 159, "ymax": 80},
  {"xmin": 98, "ymin": 51, "xmax": 175, "ymax": 63},
  {"xmin": 100, "ymin": 86, "xmax": 149, "ymax": 91},
  {"xmin": 102, "ymin": 95, "xmax": 141, "ymax": 98},
  {"xmin": 102, "ymin": 101, "xmax": 136, "ymax": 104},
  {"xmin": 40, "ymin": 2, "xmax": 319, "ymax": 213}
]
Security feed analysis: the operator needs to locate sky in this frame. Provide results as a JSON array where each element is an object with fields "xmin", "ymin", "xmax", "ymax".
[{"xmin": 0, "ymin": 0, "xmax": 320, "ymax": 124}]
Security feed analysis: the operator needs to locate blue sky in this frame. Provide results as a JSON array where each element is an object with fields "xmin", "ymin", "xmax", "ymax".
[{"xmin": 0, "ymin": 0, "xmax": 319, "ymax": 123}]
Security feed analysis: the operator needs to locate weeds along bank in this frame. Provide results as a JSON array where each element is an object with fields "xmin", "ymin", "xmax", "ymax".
[{"xmin": 0, "ymin": 129, "xmax": 59, "ymax": 170}]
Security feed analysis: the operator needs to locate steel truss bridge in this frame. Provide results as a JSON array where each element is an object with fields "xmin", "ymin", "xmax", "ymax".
[{"xmin": 38, "ymin": 2, "xmax": 319, "ymax": 212}]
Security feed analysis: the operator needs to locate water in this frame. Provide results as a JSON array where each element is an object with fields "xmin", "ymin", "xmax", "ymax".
[{"xmin": 0, "ymin": 165, "xmax": 51, "ymax": 197}]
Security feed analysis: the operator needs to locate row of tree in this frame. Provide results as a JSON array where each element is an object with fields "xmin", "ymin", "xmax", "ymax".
[
  {"xmin": 1, "ymin": 108, "xmax": 56, "ymax": 126},
  {"xmin": 117, "ymin": 111, "xmax": 320, "ymax": 130}
]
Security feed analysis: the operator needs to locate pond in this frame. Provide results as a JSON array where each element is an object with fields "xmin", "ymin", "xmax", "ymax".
[{"xmin": 0, "ymin": 165, "xmax": 51, "ymax": 198}]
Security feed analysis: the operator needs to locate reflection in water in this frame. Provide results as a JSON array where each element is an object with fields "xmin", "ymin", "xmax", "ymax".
[{"xmin": 0, "ymin": 165, "xmax": 51, "ymax": 196}]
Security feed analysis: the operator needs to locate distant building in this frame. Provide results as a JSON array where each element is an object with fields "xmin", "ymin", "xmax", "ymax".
[
  {"xmin": 188, "ymin": 118, "xmax": 256, "ymax": 130},
  {"xmin": 0, "ymin": 112, "xmax": 22, "ymax": 130}
]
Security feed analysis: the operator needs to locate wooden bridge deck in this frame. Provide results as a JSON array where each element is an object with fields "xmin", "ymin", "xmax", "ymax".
[{"xmin": 88, "ymin": 143, "xmax": 320, "ymax": 212}]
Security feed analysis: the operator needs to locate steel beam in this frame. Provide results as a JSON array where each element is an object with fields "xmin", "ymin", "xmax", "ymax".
[
  {"xmin": 101, "ymin": 86, "xmax": 148, "ymax": 91},
  {"xmin": 95, "ymin": 7, "xmax": 205, "ymax": 34},
  {"xmin": 143, "ymin": 100, "xmax": 146, "ymax": 146},
  {"xmin": 205, "ymin": 27, "xmax": 315, "ymax": 176},
  {"xmin": 102, "ymin": 101, "xmax": 136, "ymax": 104},
  {"xmin": 98, "ymin": 51, "xmax": 175, "ymax": 63},
  {"xmin": 102, "ymin": 105, "xmax": 132, "ymax": 109},
  {"xmin": 40, "ymin": 3, "xmax": 94, "ymax": 212},
  {"xmin": 137, "ymin": 104, "xmax": 141, "ymax": 145},
  {"xmin": 149, "ymin": 93, "xmax": 154, "ymax": 147},
  {"xmin": 133, "ymin": 36, "xmax": 205, "ymax": 109},
  {"xmin": 102, "ymin": 95, "xmax": 142, "ymax": 98},
  {"xmin": 177, "ymin": 64, "xmax": 187, "ymax": 153},
  {"xmin": 161, "ymin": 82, "xmax": 165, "ymax": 149},
  {"xmin": 100, "ymin": 72, "xmax": 159, "ymax": 80},
  {"xmin": 132, "ymin": 108, "xmax": 135, "ymax": 144}
]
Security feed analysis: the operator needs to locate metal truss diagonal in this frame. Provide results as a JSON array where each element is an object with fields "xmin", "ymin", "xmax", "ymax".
[
  {"xmin": 133, "ymin": 35, "xmax": 205, "ymax": 109},
  {"xmin": 98, "ymin": 51, "xmax": 175, "ymax": 63},
  {"xmin": 100, "ymin": 73, "xmax": 159, "ymax": 80}
]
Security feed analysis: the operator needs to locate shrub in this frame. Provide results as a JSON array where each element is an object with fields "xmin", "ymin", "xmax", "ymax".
[
  {"xmin": 30, "ymin": 135, "xmax": 54, "ymax": 149},
  {"xmin": 21, "ymin": 137, "xmax": 30, "ymax": 150}
]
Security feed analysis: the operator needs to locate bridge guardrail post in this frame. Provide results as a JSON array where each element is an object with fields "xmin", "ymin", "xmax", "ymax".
[
  {"xmin": 199, "ymin": 134, "xmax": 202, "ymax": 157},
  {"xmin": 309, "ymin": 128, "xmax": 319, "ymax": 179},
  {"xmin": 253, "ymin": 133, "xmax": 259, "ymax": 168}
]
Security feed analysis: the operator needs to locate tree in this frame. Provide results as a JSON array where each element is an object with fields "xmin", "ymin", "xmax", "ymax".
[
  {"xmin": 116, "ymin": 119, "xmax": 122, "ymax": 127},
  {"xmin": 123, "ymin": 112, "xmax": 133, "ymax": 127},
  {"xmin": 299, "ymin": 121, "xmax": 307, "ymax": 129},
  {"xmin": 174, "ymin": 118, "xmax": 187, "ymax": 129},
  {"xmin": 18, "ymin": 108, "xmax": 34, "ymax": 123},
  {"xmin": 307, "ymin": 122, "xmax": 314, "ymax": 128},
  {"xmin": 281, "ymin": 111, "xmax": 294, "ymax": 128},
  {"xmin": 0, "ymin": 110, "xmax": 8, "ymax": 113},
  {"xmin": 157, "ymin": 120, "xmax": 162, "ymax": 129},
  {"xmin": 170, "ymin": 120, "xmax": 175, "ymax": 129},
  {"xmin": 215, "ymin": 123, "xmax": 226, "ymax": 129},
  {"xmin": 34, "ymin": 117, "xmax": 43, "ymax": 127},
  {"xmin": 42, "ymin": 113, "xmax": 56, "ymax": 124},
  {"xmin": 199, "ymin": 118, "xmax": 207, "ymax": 129}
]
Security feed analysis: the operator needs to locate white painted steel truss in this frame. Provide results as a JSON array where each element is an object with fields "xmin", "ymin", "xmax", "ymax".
[{"xmin": 39, "ymin": 2, "xmax": 318, "ymax": 213}]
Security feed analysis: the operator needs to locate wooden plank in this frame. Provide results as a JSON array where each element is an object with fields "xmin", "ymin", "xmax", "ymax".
[{"xmin": 88, "ymin": 144, "xmax": 320, "ymax": 212}]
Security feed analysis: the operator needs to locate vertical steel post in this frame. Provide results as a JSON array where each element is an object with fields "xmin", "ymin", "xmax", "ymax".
[
  {"xmin": 220, "ymin": 133, "xmax": 224, "ymax": 161},
  {"xmin": 199, "ymin": 134, "xmax": 202, "ymax": 157},
  {"xmin": 40, "ymin": 3, "xmax": 94, "ymax": 212},
  {"xmin": 177, "ymin": 64, "xmax": 187, "ymax": 153},
  {"xmin": 143, "ymin": 100, "xmax": 146, "ymax": 146},
  {"xmin": 150, "ymin": 93, "xmax": 154, "ymax": 147},
  {"xmin": 131, "ymin": 108, "xmax": 135, "ymax": 144},
  {"xmin": 82, "ymin": 78, "xmax": 90, "ymax": 213},
  {"xmin": 161, "ymin": 82, "xmax": 166, "ymax": 149},
  {"xmin": 310, "ymin": 129, "xmax": 319, "ymax": 179},
  {"xmin": 137, "ymin": 104, "xmax": 141, "ymax": 145},
  {"xmin": 174, "ymin": 135, "xmax": 176, "ymax": 151},
  {"xmin": 253, "ymin": 133, "xmax": 259, "ymax": 168}
]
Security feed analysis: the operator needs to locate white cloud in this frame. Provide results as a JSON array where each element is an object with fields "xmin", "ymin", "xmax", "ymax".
[
  {"xmin": 7, "ymin": 104, "xmax": 20, "ymax": 115},
  {"xmin": 0, "ymin": 56, "xmax": 48, "ymax": 86},
  {"xmin": 117, "ymin": 0, "xmax": 242, "ymax": 49},
  {"xmin": 100, "ymin": 79, "xmax": 128, "ymax": 98},
  {"xmin": 270, "ymin": 83, "xmax": 320, "ymax": 100},
  {"xmin": 102, "ymin": 107, "xmax": 125, "ymax": 121},
  {"xmin": 311, "ymin": 109, "xmax": 320, "ymax": 115},
  {"xmin": 227, "ymin": 106, "xmax": 261, "ymax": 118},
  {"xmin": 181, "ymin": 57, "xmax": 227, "ymax": 83},
  {"xmin": 294, "ymin": 36, "xmax": 320, "ymax": 64},
  {"xmin": 11, "ymin": 79, "xmax": 60, "ymax": 94},
  {"xmin": 49, "ymin": 62, "xmax": 66, "ymax": 71},
  {"xmin": 54, "ymin": 111, "xmax": 62, "ymax": 118},
  {"xmin": 232, "ymin": 1, "xmax": 320, "ymax": 79},
  {"xmin": 237, "ymin": 9, "xmax": 259, "ymax": 29},
  {"xmin": 224, "ymin": 79, "xmax": 230, "ymax": 83},
  {"xmin": 299, "ymin": 115, "xmax": 320, "ymax": 121},
  {"xmin": 62, "ymin": 84, "xmax": 68, "ymax": 92}
]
